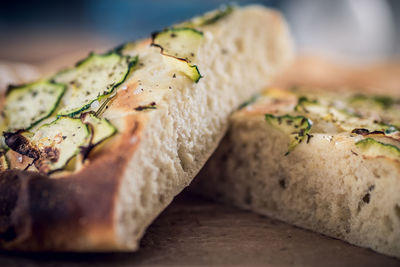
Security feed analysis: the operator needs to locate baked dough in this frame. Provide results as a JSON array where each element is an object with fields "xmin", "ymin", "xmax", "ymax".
[{"xmin": 0, "ymin": 6, "xmax": 293, "ymax": 251}]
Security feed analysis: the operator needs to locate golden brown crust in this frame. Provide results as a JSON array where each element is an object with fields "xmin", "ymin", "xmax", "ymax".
[
  {"xmin": 0, "ymin": 124, "xmax": 143, "ymax": 251},
  {"xmin": 0, "ymin": 78, "xmax": 148, "ymax": 250}
]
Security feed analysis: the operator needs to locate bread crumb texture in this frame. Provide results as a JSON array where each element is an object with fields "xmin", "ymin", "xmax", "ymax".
[{"xmin": 195, "ymin": 87, "xmax": 400, "ymax": 258}]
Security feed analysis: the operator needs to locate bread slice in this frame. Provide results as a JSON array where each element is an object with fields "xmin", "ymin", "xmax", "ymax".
[
  {"xmin": 0, "ymin": 6, "xmax": 293, "ymax": 251},
  {"xmin": 194, "ymin": 87, "xmax": 400, "ymax": 258}
]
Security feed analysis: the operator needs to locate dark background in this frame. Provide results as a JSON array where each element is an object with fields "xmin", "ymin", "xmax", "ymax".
[{"xmin": 0, "ymin": 0, "xmax": 399, "ymax": 63}]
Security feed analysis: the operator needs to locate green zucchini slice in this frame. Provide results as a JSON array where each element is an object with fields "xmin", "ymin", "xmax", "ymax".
[
  {"xmin": 54, "ymin": 52, "xmax": 137, "ymax": 117},
  {"xmin": 163, "ymin": 56, "xmax": 202, "ymax": 82},
  {"xmin": 356, "ymin": 138, "xmax": 400, "ymax": 162},
  {"xmin": 5, "ymin": 117, "xmax": 89, "ymax": 174},
  {"xmin": 81, "ymin": 112, "xmax": 117, "ymax": 146},
  {"xmin": 349, "ymin": 94, "xmax": 397, "ymax": 110},
  {"xmin": 295, "ymin": 96, "xmax": 399, "ymax": 134},
  {"xmin": 151, "ymin": 28, "xmax": 203, "ymax": 82},
  {"xmin": 265, "ymin": 114, "xmax": 313, "ymax": 155},
  {"xmin": 152, "ymin": 28, "xmax": 203, "ymax": 62},
  {"xmin": 4, "ymin": 81, "xmax": 65, "ymax": 131}
]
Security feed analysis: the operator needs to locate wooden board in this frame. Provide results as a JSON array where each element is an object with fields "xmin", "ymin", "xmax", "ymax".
[{"xmin": 0, "ymin": 191, "xmax": 398, "ymax": 266}]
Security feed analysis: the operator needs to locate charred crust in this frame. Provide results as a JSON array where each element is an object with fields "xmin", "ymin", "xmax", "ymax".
[
  {"xmin": 0, "ymin": 164, "xmax": 122, "ymax": 250},
  {"xmin": 0, "ymin": 172, "xmax": 22, "ymax": 244},
  {"xmin": 4, "ymin": 131, "xmax": 64, "ymax": 175},
  {"xmin": 4, "ymin": 131, "xmax": 39, "ymax": 159}
]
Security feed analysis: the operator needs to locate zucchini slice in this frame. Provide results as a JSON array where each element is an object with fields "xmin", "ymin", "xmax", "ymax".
[
  {"xmin": 295, "ymin": 96, "xmax": 399, "ymax": 134},
  {"xmin": 356, "ymin": 138, "xmax": 400, "ymax": 162},
  {"xmin": 4, "ymin": 81, "xmax": 65, "ymax": 131},
  {"xmin": 151, "ymin": 28, "xmax": 203, "ymax": 82},
  {"xmin": 5, "ymin": 117, "xmax": 89, "ymax": 174},
  {"xmin": 163, "ymin": 56, "xmax": 202, "ymax": 82},
  {"xmin": 178, "ymin": 5, "xmax": 234, "ymax": 27},
  {"xmin": 349, "ymin": 94, "xmax": 397, "ymax": 110},
  {"xmin": 152, "ymin": 28, "xmax": 203, "ymax": 62},
  {"xmin": 265, "ymin": 114, "xmax": 313, "ymax": 155},
  {"xmin": 54, "ymin": 52, "xmax": 137, "ymax": 117},
  {"xmin": 81, "ymin": 112, "xmax": 117, "ymax": 146},
  {"xmin": 348, "ymin": 94, "xmax": 400, "ymax": 130}
]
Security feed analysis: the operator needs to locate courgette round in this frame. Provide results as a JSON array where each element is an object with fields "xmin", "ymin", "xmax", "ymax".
[
  {"xmin": 151, "ymin": 28, "xmax": 203, "ymax": 83},
  {"xmin": 265, "ymin": 114, "xmax": 313, "ymax": 155},
  {"xmin": 5, "ymin": 117, "xmax": 90, "ymax": 174},
  {"xmin": 54, "ymin": 52, "xmax": 137, "ymax": 117},
  {"xmin": 4, "ymin": 80, "xmax": 65, "ymax": 131}
]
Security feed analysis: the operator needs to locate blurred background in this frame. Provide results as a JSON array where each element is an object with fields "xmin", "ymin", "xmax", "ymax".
[{"xmin": 0, "ymin": 0, "xmax": 399, "ymax": 70}]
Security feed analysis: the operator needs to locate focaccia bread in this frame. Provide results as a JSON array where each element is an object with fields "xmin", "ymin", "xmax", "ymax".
[
  {"xmin": 0, "ymin": 6, "xmax": 294, "ymax": 251},
  {"xmin": 195, "ymin": 87, "xmax": 400, "ymax": 258}
]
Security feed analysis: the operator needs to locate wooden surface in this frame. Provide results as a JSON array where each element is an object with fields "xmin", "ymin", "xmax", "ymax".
[{"xmin": 0, "ymin": 191, "xmax": 398, "ymax": 266}]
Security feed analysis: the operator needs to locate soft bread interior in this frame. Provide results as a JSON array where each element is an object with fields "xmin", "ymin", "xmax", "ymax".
[
  {"xmin": 115, "ymin": 6, "xmax": 294, "ymax": 249},
  {"xmin": 195, "ymin": 106, "xmax": 400, "ymax": 258}
]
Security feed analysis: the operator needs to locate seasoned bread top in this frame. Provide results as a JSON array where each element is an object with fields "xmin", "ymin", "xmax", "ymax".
[
  {"xmin": 0, "ymin": 5, "xmax": 294, "ymax": 250},
  {"xmin": 236, "ymin": 87, "xmax": 400, "ymax": 164},
  {"xmin": 0, "ymin": 6, "xmax": 239, "ymax": 176}
]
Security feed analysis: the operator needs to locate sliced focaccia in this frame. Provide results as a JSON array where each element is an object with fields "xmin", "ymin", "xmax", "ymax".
[
  {"xmin": 195, "ymin": 87, "xmax": 400, "ymax": 258},
  {"xmin": 0, "ymin": 6, "xmax": 293, "ymax": 251}
]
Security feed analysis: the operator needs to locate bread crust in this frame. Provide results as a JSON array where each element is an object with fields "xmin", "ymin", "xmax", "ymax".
[
  {"xmin": 0, "ymin": 102, "xmax": 145, "ymax": 250},
  {"xmin": 0, "ymin": 6, "xmax": 294, "ymax": 251}
]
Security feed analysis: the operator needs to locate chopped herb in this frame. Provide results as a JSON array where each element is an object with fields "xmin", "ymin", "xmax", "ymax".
[{"xmin": 134, "ymin": 102, "xmax": 157, "ymax": 111}]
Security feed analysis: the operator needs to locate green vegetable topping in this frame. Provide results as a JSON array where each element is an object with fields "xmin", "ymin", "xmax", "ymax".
[
  {"xmin": 53, "ymin": 52, "xmax": 137, "ymax": 117},
  {"xmin": 81, "ymin": 112, "xmax": 117, "ymax": 146},
  {"xmin": 265, "ymin": 114, "xmax": 313, "ymax": 155},
  {"xmin": 151, "ymin": 28, "xmax": 203, "ymax": 82},
  {"xmin": 4, "ymin": 81, "xmax": 65, "ymax": 131},
  {"xmin": 356, "ymin": 138, "xmax": 400, "ymax": 162},
  {"xmin": 4, "ymin": 117, "xmax": 89, "ymax": 174}
]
